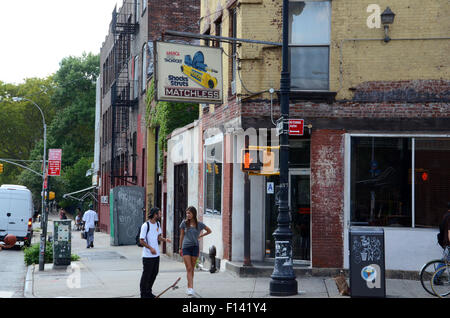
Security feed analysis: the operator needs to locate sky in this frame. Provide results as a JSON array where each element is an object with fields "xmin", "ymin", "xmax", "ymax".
[{"xmin": 0, "ymin": 0, "xmax": 123, "ymax": 84}]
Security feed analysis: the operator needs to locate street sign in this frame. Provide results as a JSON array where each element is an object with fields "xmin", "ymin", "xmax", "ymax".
[
  {"xmin": 288, "ymin": 119, "xmax": 304, "ymax": 136},
  {"xmin": 48, "ymin": 149, "xmax": 62, "ymax": 176}
]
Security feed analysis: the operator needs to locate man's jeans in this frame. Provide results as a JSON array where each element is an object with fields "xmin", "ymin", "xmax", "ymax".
[{"xmin": 86, "ymin": 228, "xmax": 95, "ymax": 248}]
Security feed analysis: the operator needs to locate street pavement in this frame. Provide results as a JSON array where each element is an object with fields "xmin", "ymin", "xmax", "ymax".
[{"xmin": 24, "ymin": 215, "xmax": 434, "ymax": 299}]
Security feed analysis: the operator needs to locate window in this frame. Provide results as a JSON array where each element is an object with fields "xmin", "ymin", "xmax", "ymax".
[
  {"xmin": 230, "ymin": 7, "xmax": 237, "ymax": 90},
  {"xmin": 142, "ymin": 44, "xmax": 147, "ymax": 93},
  {"xmin": 289, "ymin": 0, "xmax": 330, "ymax": 90},
  {"xmin": 203, "ymin": 28, "xmax": 211, "ymax": 47},
  {"xmin": 350, "ymin": 136, "xmax": 450, "ymax": 228},
  {"xmin": 135, "ymin": 0, "xmax": 140, "ymax": 23},
  {"xmin": 134, "ymin": 55, "xmax": 139, "ymax": 99},
  {"xmin": 214, "ymin": 16, "xmax": 222, "ymax": 48},
  {"xmin": 204, "ymin": 141, "xmax": 222, "ymax": 215}
]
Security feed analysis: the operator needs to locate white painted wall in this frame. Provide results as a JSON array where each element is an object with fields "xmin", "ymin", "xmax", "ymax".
[
  {"xmin": 165, "ymin": 123, "xmax": 200, "ymax": 256},
  {"xmin": 202, "ymin": 214, "xmax": 223, "ymax": 258},
  {"xmin": 232, "ymin": 163, "xmax": 245, "ymax": 261},
  {"xmin": 343, "ymin": 227, "xmax": 443, "ymax": 271},
  {"xmin": 250, "ymin": 175, "xmax": 265, "ymax": 261}
]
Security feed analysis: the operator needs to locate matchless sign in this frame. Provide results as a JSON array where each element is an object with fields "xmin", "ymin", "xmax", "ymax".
[{"xmin": 155, "ymin": 41, "xmax": 223, "ymax": 104}]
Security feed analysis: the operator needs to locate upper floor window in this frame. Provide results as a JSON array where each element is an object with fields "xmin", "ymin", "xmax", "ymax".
[
  {"xmin": 214, "ymin": 16, "xmax": 222, "ymax": 48},
  {"xmin": 142, "ymin": 44, "xmax": 147, "ymax": 93},
  {"xmin": 289, "ymin": 0, "xmax": 331, "ymax": 91}
]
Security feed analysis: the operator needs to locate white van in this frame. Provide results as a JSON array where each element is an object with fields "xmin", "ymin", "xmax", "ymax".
[{"xmin": 0, "ymin": 184, "xmax": 34, "ymax": 246}]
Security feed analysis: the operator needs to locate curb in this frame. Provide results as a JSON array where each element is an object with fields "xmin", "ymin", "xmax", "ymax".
[{"xmin": 24, "ymin": 265, "xmax": 34, "ymax": 298}]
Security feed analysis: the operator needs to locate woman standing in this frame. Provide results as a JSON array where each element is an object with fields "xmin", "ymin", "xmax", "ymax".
[{"xmin": 179, "ymin": 206, "xmax": 212, "ymax": 296}]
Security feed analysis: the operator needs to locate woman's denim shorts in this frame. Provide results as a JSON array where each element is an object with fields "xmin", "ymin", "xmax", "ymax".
[{"xmin": 182, "ymin": 245, "xmax": 199, "ymax": 257}]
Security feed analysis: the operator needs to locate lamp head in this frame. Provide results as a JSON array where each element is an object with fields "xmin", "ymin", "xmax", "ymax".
[{"xmin": 381, "ymin": 7, "xmax": 395, "ymax": 25}]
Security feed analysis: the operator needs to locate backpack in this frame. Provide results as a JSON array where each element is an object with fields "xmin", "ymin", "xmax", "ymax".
[
  {"xmin": 136, "ymin": 221, "xmax": 161, "ymax": 247},
  {"xmin": 437, "ymin": 213, "xmax": 450, "ymax": 248}
]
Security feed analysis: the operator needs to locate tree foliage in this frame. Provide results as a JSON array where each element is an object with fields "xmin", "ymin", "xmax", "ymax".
[{"xmin": 0, "ymin": 53, "xmax": 99, "ymax": 214}]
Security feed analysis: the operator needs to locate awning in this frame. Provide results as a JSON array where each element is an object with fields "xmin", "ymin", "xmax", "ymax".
[{"xmin": 62, "ymin": 185, "xmax": 98, "ymax": 202}]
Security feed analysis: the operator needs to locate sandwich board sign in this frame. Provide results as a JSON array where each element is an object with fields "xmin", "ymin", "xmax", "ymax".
[{"xmin": 155, "ymin": 41, "xmax": 223, "ymax": 104}]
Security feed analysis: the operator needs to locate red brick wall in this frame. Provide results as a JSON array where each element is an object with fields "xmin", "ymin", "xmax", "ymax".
[
  {"xmin": 222, "ymin": 134, "xmax": 233, "ymax": 260},
  {"xmin": 310, "ymin": 129, "xmax": 345, "ymax": 268}
]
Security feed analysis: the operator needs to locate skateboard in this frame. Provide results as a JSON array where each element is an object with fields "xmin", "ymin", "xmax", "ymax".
[{"xmin": 156, "ymin": 277, "xmax": 181, "ymax": 298}]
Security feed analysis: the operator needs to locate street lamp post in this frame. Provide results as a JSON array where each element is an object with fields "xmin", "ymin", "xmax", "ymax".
[
  {"xmin": 12, "ymin": 97, "xmax": 47, "ymax": 271},
  {"xmin": 270, "ymin": 0, "xmax": 298, "ymax": 296}
]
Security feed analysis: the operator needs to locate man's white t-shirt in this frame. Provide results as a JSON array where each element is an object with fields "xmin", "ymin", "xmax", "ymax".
[
  {"xmin": 140, "ymin": 221, "xmax": 161, "ymax": 258},
  {"xmin": 82, "ymin": 210, "xmax": 98, "ymax": 231}
]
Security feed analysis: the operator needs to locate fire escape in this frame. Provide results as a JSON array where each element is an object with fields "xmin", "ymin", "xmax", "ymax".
[{"xmin": 110, "ymin": 1, "xmax": 138, "ymax": 186}]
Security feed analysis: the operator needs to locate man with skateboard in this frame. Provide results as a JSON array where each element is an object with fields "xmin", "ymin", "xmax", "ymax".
[{"xmin": 139, "ymin": 207, "xmax": 171, "ymax": 298}]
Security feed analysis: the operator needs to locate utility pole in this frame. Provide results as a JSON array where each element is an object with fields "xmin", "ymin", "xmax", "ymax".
[{"xmin": 269, "ymin": 0, "xmax": 298, "ymax": 296}]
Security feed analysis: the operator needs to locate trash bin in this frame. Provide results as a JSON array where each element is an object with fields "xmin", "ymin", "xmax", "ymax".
[
  {"xmin": 53, "ymin": 220, "xmax": 71, "ymax": 267},
  {"xmin": 349, "ymin": 227, "xmax": 385, "ymax": 298}
]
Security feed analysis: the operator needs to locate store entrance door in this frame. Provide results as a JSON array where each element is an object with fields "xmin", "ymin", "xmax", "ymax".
[
  {"xmin": 265, "ymin": 169, "xmax": 311, "ymax": 261},
  {"xmin": 289, "ymin": 169, "xmax": 311, "ymax": 261}
]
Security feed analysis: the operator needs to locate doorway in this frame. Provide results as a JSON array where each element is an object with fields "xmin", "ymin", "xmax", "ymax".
[
  {"xmin": 173, "ymin": 163, "xmax": 187, "ymax": 253},
  {"xmin": 265, "ymin": 169, "xmax": 311, "ymax": 261},
  {"xmin": 289, "ymin": 169, "xmax": 311, "ymax": 261}
]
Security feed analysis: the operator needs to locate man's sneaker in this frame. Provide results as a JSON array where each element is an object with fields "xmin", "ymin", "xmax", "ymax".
[{"xmin": 187, "ymin": 288, "xmax": 194, "ymax": 296}]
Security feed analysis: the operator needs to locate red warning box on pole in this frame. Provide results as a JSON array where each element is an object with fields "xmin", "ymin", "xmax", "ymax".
[
  {"xmin": 288, "ymin": 119, "xmax": 304, "ymax": 136},
  {"xmin": 48, "ymin": 149, "xmax": 62, "ymax": 176}
]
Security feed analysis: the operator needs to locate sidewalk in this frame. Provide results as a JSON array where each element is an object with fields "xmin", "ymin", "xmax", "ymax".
[{"xmin": 25, "ymin": 217, "xmax": 433, "ymax": 298}]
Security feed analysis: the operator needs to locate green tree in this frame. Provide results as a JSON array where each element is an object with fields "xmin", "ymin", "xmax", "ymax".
[
  {"xmin": 0, "ymin": 78, "xmax": 56, "ymax": 187},
  {"xmin": 15, "ymin": 53, "xmax": 99, "ymax": 211}
]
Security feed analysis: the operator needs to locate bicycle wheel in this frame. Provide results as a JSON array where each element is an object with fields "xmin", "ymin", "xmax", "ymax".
[
  {"xmin": 431, "ymin": 265, "xmax": 450, "ymax": 298},
  {"xmin": 419, "ymin": 259, "xmax": 443, "ymax": 296}
]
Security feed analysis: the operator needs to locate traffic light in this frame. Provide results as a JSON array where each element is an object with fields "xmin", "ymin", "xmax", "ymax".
[
  {"xmin": 241, "ymin": 146, "xmax": 279, "ymax": 175},
  {"xmin": 0, "ymin": 163, "xmax": 3, "ymax": 174}
]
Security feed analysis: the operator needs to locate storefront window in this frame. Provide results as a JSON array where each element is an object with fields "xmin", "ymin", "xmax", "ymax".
[
  {"xmin": 414, "ymin": 139, "xmax": 450, "ymax": 227},
  {"xmin": 205, "ymin": 142, "xmax": 222, "ymax": 215},
  {"xmin": 350, "ymin": 136, "xmax": 450, "ymax": 228}
]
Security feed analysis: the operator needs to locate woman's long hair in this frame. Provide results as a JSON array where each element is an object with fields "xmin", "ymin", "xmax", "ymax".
[{"xmin": 185, "ymin": 206, "xmax": 198, "ymax": 228}]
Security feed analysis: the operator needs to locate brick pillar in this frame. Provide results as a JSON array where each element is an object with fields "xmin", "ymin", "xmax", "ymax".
[
  {"xmin": 222, "ymin": 134, "xmax": 233, "ymax": 260},
  {"xmin": 310, "ymin": 129, "xmax": 345, "ymax": 268}
]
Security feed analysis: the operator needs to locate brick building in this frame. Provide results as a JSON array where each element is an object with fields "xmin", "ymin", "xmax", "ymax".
[
  {"xmin": 164, "ymin": 0, "xmax": 449, "ymax": 272},
  {"xmin": 98, "ymin": 0, "xmax": 200, "ymax": 234}
]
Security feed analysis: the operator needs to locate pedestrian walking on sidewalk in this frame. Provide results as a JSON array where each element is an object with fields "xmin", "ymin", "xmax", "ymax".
[
  {"xmin": 139, "ymin": 207, "xmax": 171, "ymax": 298},
  {"xmin": 179, "ymin": 206, "xmax": 212, "ymax": 296},
  {"xmin": 82, "ymin": 204, "xmax": 98, "ymax": 248}
]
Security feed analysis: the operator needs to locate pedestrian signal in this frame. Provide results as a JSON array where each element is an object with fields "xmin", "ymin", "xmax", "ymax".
[
  {"xmin": 49, "ymin": 191, "xmax": 55, "ymax": 200},
  {"xmin": 241, "ymin": 148, "xmax": 262, "ymax": 172},
  {"xmin": 241, "ymin": 146, "xmax": 279, "ymax": 175}
]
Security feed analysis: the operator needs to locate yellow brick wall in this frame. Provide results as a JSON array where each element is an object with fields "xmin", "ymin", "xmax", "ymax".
[
  {"xmin": 331, "ymin": 0, "xmax": 450, "ymax": 99},
  {"xmin": 200, "ymin": 0, "xmax": 449, "ymax": 102}
]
